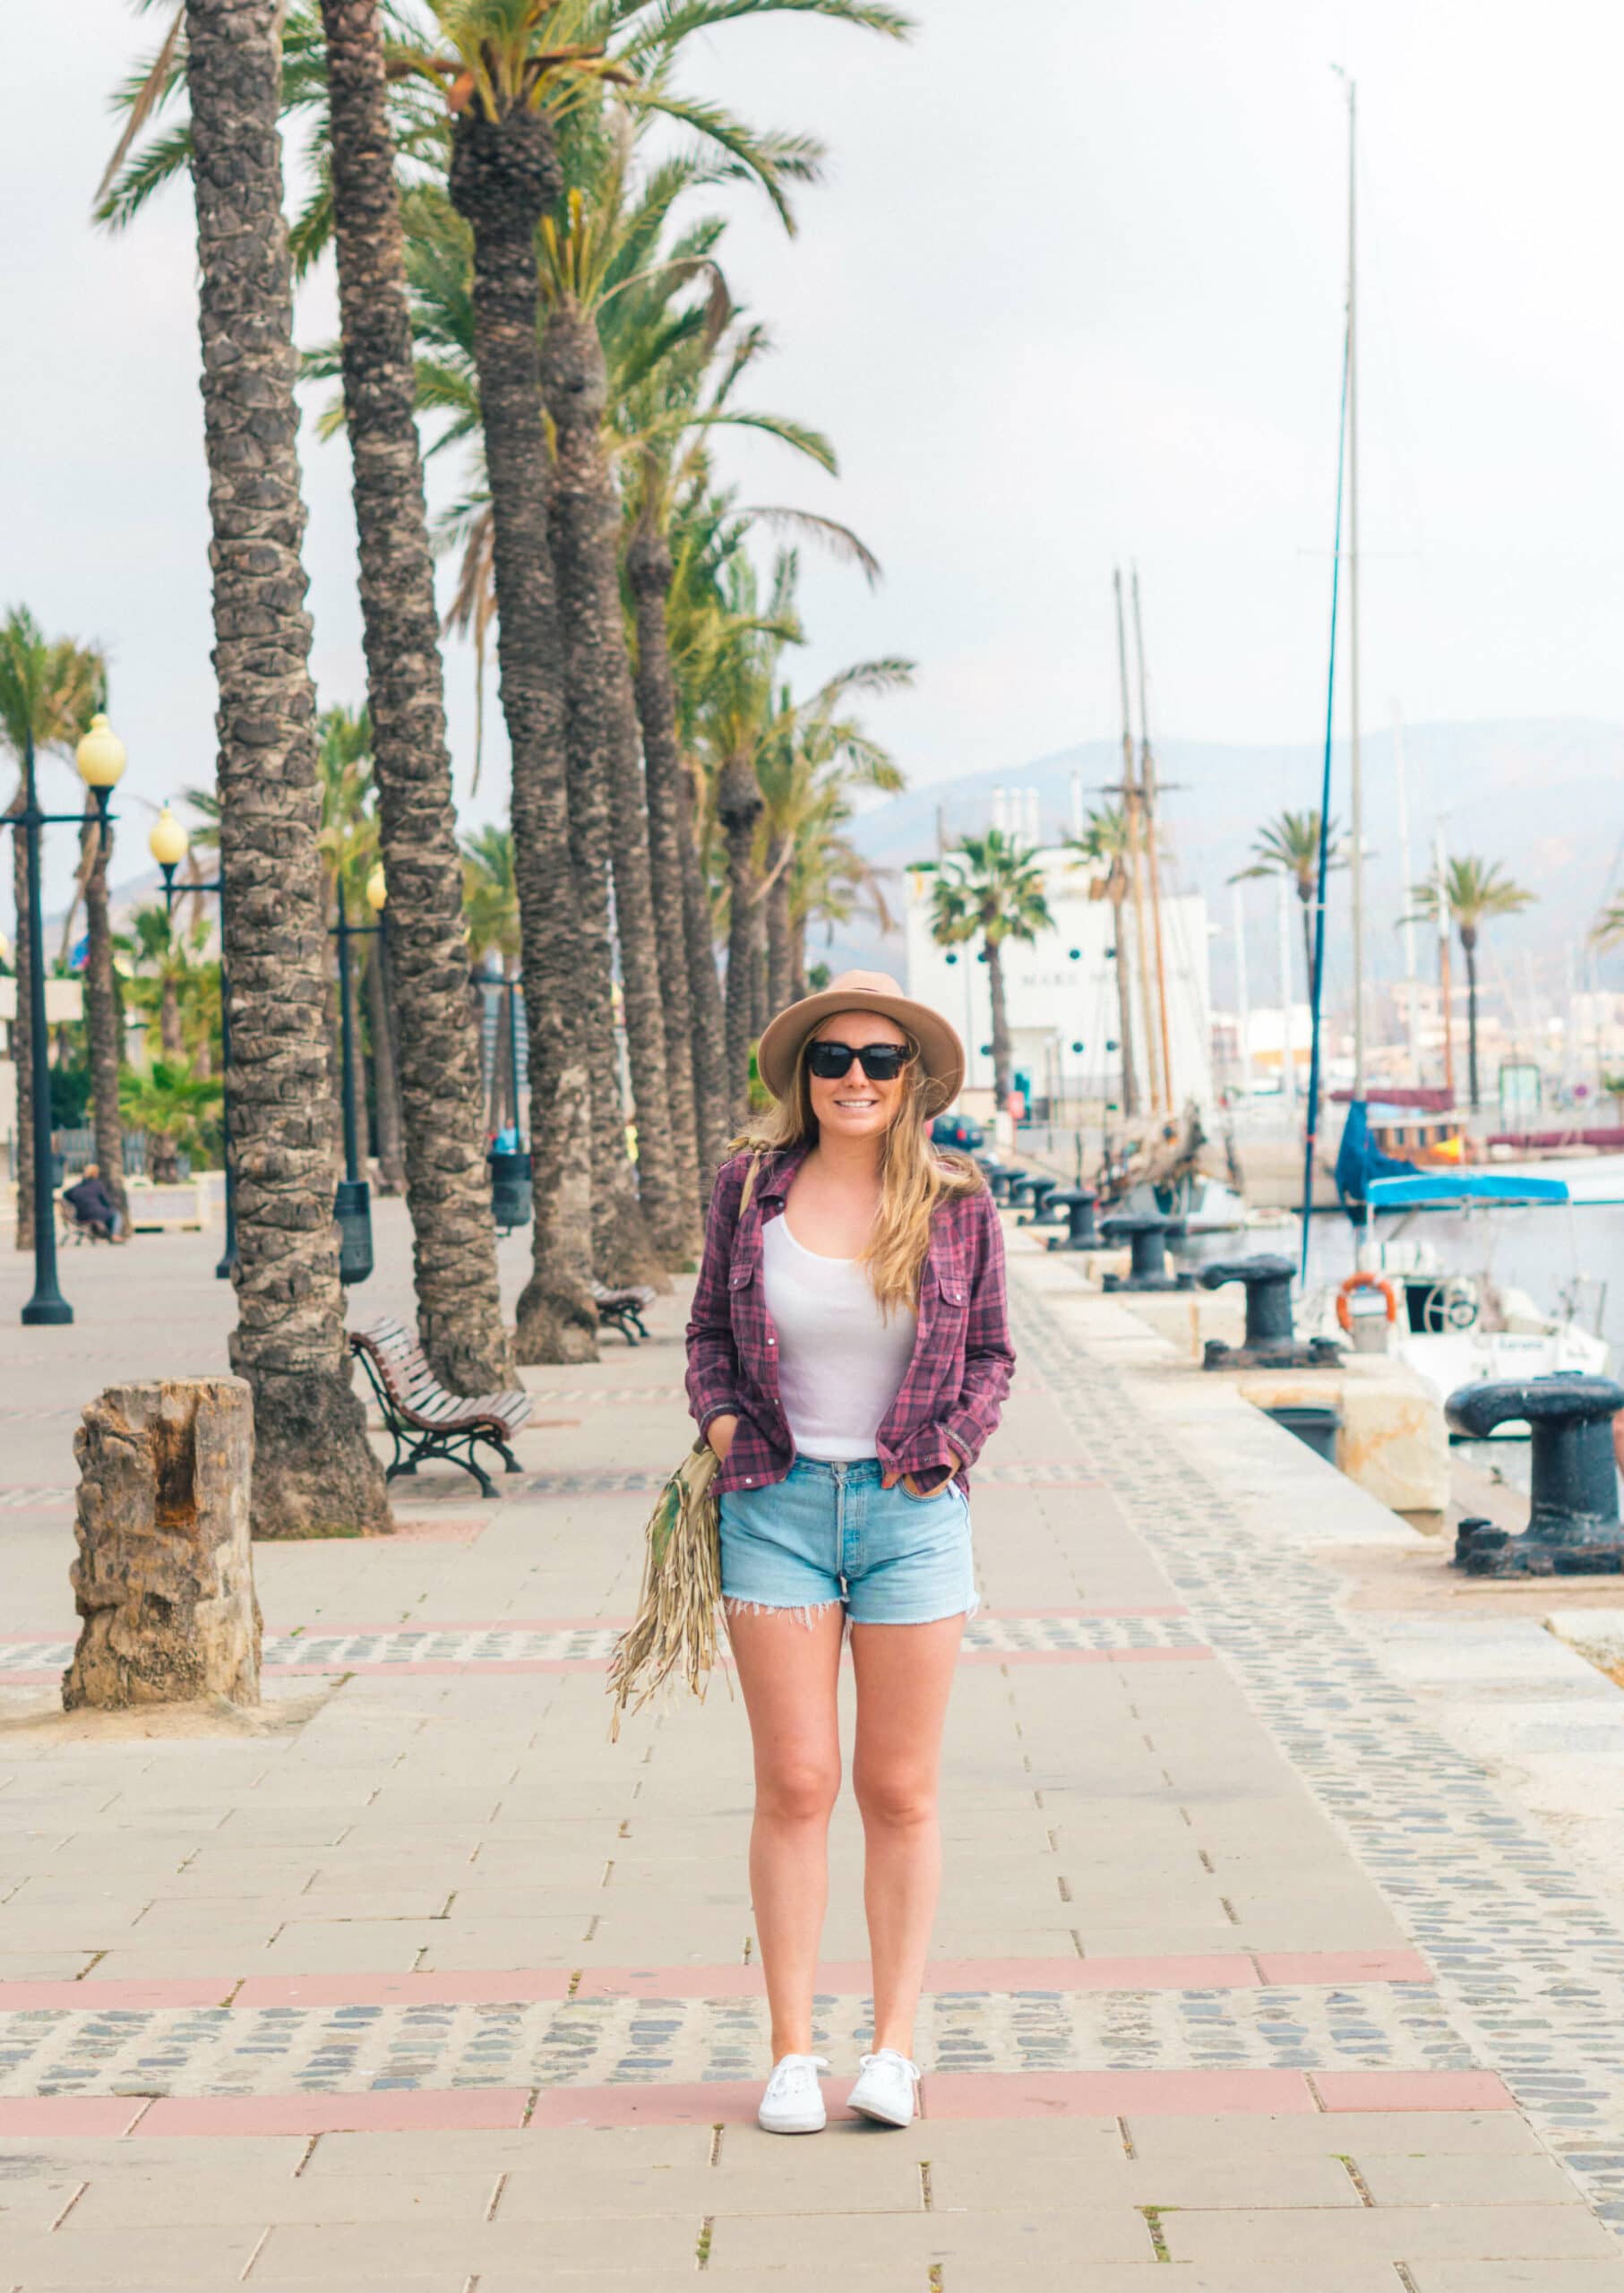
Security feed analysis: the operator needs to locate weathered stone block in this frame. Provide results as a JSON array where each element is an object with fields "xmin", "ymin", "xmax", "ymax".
[{"xmin": 63, "ymin": 1378, "xmax": 262, "ymax": 1710}]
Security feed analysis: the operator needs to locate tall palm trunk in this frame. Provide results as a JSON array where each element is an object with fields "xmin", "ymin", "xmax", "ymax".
[
  {"xmin": 789, "ymin": 914, "xmax": 807, "ymax": 1004},
  {"xmin": 8, "ymin": 793, "xmax": 33, "ymax": 1250},
  {"xmin": 160, "ymin": 977, "xmax": 185, "ymax": 1062},
  {"xmin": 366, "ymin": 932, "xmax": 405, "ymax": 1193},
  {"xmin": 717, "ymin": 760, "xmax": 763, "ymax": 1123},
  {"xmin": 627, "ymin": 525, "xmax": 726, "ymax": 1179},
  {"xmin": 620, "ymin": 518, "xmax": 702, "ymax": 1233},
  {"xmin": 80, "ymin": 801, "xmax": 126, "ymax": 1226},
  {"xmin": 1108, "ymin": 880, "xmax": 1139, "ymax": 1117},
  {"xmin": 319, "ymin": 0, "xmax": 511, "ymax": 1392},
  {"xmin": 1462, "ymin": 925, "xmax": 1481, "ymax": 1112},
  {"xmin": 765, "ymin": 846, "xmax": 795, "ymax": 1018},
  {"xmin": 986, "ymin": 936, "xmax": 1013, "ymax": 1106},
  {"xmin": 449, "ymin": 104, "xmax": 597, "ymax": 1364},
  {"xmin": 185, "ymin": 0, "xmax": 389, "ymax": 1536},
  {"xmin": 542, "ymin": 305, "xmax": 690, "ymax": 1266}
]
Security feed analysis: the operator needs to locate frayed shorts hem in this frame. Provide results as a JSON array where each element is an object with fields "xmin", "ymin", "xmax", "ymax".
[{"xmin": 722, "ymin": 1593, "xmax": 981, "ymax": 1642}]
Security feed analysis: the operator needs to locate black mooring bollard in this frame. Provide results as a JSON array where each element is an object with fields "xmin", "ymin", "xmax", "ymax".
[
  {"xmin": 1099, "ymin": 1210, "xmax": 1194, "ymax": 1292},
  {"xmin": 1448, "ymin": 1371, "xmax": 1624, "ymax": 1575},
  {"xmin": 1045, "ymin": 1187, "xmax": 1102, "ymax": 1251},
  {"xmin": 990, "ymin": 1166, "xmax": 1029, "ymax": 1206},
  {"xmin": 1018, "ymin": 1176, "xmax": 1061, "ymax": 1224},
  {"xmin": 1199, "ymin": 1254, "xmax": 1343, "ymax": 1370}
]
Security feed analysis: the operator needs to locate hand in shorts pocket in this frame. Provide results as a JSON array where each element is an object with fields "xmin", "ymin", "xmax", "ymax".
[{"xmin": 888, "ymin": 1469, "xmax": 955, "ymax": 1502}]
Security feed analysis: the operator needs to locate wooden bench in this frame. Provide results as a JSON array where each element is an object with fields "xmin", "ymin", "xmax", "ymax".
[
  {"xmin": 591, "ymin": 1279, "xmax": 655, "ymax": 1346},
  {"xmin": 349, "ymin": 1317, "xmax": 533, "ymax": 1499}
]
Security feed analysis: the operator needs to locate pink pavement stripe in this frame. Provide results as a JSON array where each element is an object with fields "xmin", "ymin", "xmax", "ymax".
[
  {"xmin": 920, "ymin": 2069, "xmax": 1318, "ymax": 2118},
  {"xmin": 0, "ymin": 1948, "xmax": 1432, "ymax": 2016},
  {"xmin": 1254, "ymin": 1949, "xmax": 1433, "ymax": 1987},
  {"xmin": 270, "ymin": 1659, "xmax": 616, "ymax": 1677},
  {"xmin": 140, "ymin": 2089, "xmax": 533, "ymax": 2136},
  {"xmin": 1311, "ymin": 2070, "xmax": 1516, "ymax": 2113},
  {"xmin": 0, "ymin": 2099, "xmax": 150, "ymax": 2136}
]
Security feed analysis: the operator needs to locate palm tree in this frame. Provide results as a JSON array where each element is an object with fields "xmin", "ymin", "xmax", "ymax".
[
  {"xmin": 314, "ymin": 0, "xmax": 511, "ymax": 1392},
  {"xmin": 929, "ymin": 830, "xmax": 1054, "ymax": 1108},
  {"xmin": 182, "ymin": 0, "xmax": 388, "ymax": 1537},
  {"xmin": 118, "ymin": 903, "xmax": 209, "ymax": 1067},
  {"xmin": 1230, "ymin": 809, "xmax": 1345, "ymax": 995},
  {"xmin": 119, "ymin": 1058, "xmax": 222, "ymax": 1185},
  {"xmin": 0, "ymin": 610, "xmax": 107, "ymax": 1250},
  {"xmin": 1066, "ymin": 803, "xmax": 1138, "ymax": 1116},
  {"xmin": 1594, "ymin": 898, "xmax": 1624, "ymax": 950},
  {"xmin": 1407, "ymin": 855, "xmax": 1534, "ymax": 1112}
]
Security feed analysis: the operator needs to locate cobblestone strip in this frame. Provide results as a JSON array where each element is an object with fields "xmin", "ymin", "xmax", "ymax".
[
  {"xmin": 0, "ymin": 1612, "xmax": 1209, "ymax": 1677},
  {"xmin": 0, "ymin": 1978, "xmax": 1459, "ymax": 2100},
  {"xmin": 1013, "ymin": 1280, "xmax": 1624, "ymax": 2232}
]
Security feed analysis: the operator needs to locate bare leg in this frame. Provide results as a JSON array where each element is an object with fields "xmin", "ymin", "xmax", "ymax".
[
  {"xmin": 726, "ymin": 1604, "xmax": 845, "ymax": 2061},
  {"xmin": 850, "ymin": 1612, "xmax": 966, "ymax": 2058}
]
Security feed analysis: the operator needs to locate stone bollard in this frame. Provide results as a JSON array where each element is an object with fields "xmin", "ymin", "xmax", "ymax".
[
  {"xmin": 1448, "ymin": 1371, "xmax": 1624, "ymax": 1576},
  {"xmin": 1099, "ymin": 1211, "xmax": 1195, "ymax": 1292},
  {"xmin": 63, "ymin": 1378, "xmax": 261, "ymax": 1710},
  {"xmin": 987, "ymin": 1166, "xmax": 1027, "ymax": 1205},
  {"xmin": 1045, "ymin": 1187, "xmax": 1103, "ymax": 1252},
  {"xmin": 1199, "ymin": 1255, "xmax": 1343, "ymax": 1370}
]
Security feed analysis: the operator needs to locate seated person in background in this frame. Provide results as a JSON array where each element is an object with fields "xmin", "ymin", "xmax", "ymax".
[{"xmin": 63, "ymin": 1164, "xmax": 123, "ymax": 1242}]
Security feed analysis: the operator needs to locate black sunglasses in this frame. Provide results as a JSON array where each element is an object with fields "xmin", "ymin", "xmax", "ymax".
[{"xmin": 806, "ymin": 1039, "xmax": 911, "ymax": 1083}]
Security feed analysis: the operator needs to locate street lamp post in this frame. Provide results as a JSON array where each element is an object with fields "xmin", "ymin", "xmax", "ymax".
[
  {"xmin": 329, "ymin": 867, "xmax": 388, "ymax": 1286},
  {"xmin": 10, "ymin": 713, "xmax": 125, "ymax": 1327},
  {"xmin": 148, "ymin": 806, "xmax": 236, "ymax": 1281}
]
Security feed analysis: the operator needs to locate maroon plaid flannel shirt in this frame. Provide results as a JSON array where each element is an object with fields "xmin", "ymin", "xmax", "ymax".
[{"xmin": 684, "ymin": 1143, "xmax": 1015, "ymax": 1498}]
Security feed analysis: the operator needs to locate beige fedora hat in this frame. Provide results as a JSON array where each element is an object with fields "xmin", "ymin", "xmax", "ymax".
[{"xmin": 757, "ymin": 969, "xmax": 966, "ymax": 1116}]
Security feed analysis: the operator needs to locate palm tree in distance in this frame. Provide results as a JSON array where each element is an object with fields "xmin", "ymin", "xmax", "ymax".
[
  {"xmin": 1066, "ymin": 803, "xmax": 1138, "ymax": 1118},
  {"xmin": 1407, "ymin": 855, "xmax": 1534, "ymax": 1112},
  {"xmin": 462, "ymin": 824, "xmax": 521, "ymax": 1132},
  {"xmin": 1593, "ymin": 898, "xmax": 1624, "ymax": 949},
  {"xmin": 930, "ymin": 831, "xmax": 1054, "ymax": 1110},
  {"xmin": 1230, "ymin": 810, "xmax": 1345, "ymax": 997},
  {"xmin": 0, "ymin": 610, "xmax": 108, "ymax": 1249}
]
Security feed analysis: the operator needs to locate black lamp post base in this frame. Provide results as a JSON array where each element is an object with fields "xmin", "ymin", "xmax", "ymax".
[{"xmin": 22, "ymin": 1297, "xmax": 73, "ymax": 1327}]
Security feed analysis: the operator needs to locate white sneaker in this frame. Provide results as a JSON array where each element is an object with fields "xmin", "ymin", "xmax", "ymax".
[
  {"xmin": 846, "ymin": 2048, "xmax": 919, "ymax": 2127},
  {"xmin": 758, "ymin": 2052, "xmax": 830, "ymax": 2134}
]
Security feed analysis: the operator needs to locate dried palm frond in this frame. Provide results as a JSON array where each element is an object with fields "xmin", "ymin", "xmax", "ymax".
[{"xmin": 606, "ymin": 1438, "xmax": 728, "ymax": 1740}]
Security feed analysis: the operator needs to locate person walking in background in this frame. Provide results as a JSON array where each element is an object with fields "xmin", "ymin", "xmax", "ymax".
[{"xmin": 685, "ymin": 970, "xmax": 1014, "ymax": 2135}]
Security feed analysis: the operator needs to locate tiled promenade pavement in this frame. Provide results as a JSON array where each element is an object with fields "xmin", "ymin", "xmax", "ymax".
[{"xmin": 2, "ymin": 1208, "xmax": 1624, "ymax": 2287}]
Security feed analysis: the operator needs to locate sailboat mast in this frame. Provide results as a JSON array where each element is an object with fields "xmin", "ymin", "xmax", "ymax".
[
  {"xmin": 1131, "ymin": 567, "xmax": 1177, "ymax": 1107},
  {"xmin": 1346, "ymin": 77, "xmax": 1367, "ymax": 1095},
  {"xmin": 1114, "ymin": 568, "xmax": 1156, "ymax": 1109},
  {"xmin": 1392, "ymin": 701, "xmax": 1421, "ymax": 1081}
]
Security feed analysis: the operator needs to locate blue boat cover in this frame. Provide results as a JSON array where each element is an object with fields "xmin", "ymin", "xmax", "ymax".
[
  {"xmin": 1334, "ymin": 1098, "xmax": 1422, "ymax": 1216},
  {"xmin": 1366, "ymin": 1170, "xmax": 1570, "ymax": 1208}
]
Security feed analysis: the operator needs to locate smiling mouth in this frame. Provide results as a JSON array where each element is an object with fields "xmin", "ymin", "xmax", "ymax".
[{"xmin": 834, "ymin": 1095, "xmax": 878, "ymax": 1110}]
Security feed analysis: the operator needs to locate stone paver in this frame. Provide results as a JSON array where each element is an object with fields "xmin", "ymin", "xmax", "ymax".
[{"xmin": 2, "ymin": 1207, "xmax": 1623, "ymax": 2281}]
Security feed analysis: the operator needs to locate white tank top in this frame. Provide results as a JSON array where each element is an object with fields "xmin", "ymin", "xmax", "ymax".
[{"xmin": 761, "ymin": 1214, "xmax": 918, "ymax": 1462}]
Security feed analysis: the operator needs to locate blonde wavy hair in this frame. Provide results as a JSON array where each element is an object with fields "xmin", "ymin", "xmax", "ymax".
[{"xmin": 732, "ymin": 1029, "xmax": 984, "ymax": 1318}]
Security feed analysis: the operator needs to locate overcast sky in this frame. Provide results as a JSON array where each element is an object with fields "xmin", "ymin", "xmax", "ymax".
[{"xmin": 8, "ymin": 0, "xmax": 1624, "ymax": 908}]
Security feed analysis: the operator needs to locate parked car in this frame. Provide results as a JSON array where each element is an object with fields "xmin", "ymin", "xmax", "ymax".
[{"xmin": 931, "ymin": 1112, "xmax": 986, "ymax": 1152}]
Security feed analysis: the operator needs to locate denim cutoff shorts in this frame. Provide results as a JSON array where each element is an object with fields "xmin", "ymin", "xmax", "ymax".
[{"xmin": 719, "ymin": 1456, "xmax": 977, "ymax": 1629}]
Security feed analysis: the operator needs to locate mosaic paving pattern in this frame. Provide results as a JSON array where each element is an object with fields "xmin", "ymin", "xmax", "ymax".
[
  {"xmin": 0, "ymin": 1979, "xmax": 1458, "ymax": 2100},
  {"xmin": 1013, "ymin": 1284, "xmax": 1624, "ymax": 2233},
  {"xmin": 518, "ymin": 1460, "xmax": 1103, "ymax": 1498},
  {"xmin": 0, "ymin": 1611, "xmax": 1208, "ymax": 1678},
  {"xmin": 0, "ymin": 1484, "xmax": 73, "ymax": 1510}
]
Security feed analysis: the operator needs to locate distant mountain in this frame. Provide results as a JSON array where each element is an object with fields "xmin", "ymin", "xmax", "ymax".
[{"xmin": 835, "ymin": 718, "xmax": 1624, "ymax": 1021}]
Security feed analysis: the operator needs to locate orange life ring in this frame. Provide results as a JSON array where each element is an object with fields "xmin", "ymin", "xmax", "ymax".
[{"xmin": 1336, "ymin": 1272, "xmax": 1399, "ymax": 1333}]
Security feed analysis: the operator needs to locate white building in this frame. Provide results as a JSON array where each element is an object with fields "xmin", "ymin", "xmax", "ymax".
[{"xmin": 903, "ymin": 847, "xmax": 1213, "ymax": 1113}]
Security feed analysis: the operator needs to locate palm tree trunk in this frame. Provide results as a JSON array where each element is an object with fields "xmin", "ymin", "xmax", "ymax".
[
  {"xmin": 542, "ymin": 305, "xmax": 691, "ymax": 1266},
  {"xmin": 1463, "ymin": 927, "xmax": 1481, "ymax": 1112},
  {"xmin": 790, "ymin": 914, "xmax": 807, "ymax": 1003},
  {"xmin": 986, "ymin": 937, "xmax": 1013, "ymax": 1107},
  {"xmin": 160, "ymin": 978, "xmax": 185, "ymax": 1064},
  {"xmin": 319, "ymin": 0, "xmax": 512, "ymax": 1392},
  {"xmin": 1111, "ymin": 885, "xmax": 1139, "ymax": 1118},
  {"xmin": 185, "ymin": 0, "xmax": 390, "ymax": 1537},
  {"xmin": 1298, "ymin": 883, "xmax": 1316, "ymax": 1006},
  {"xmin": 80, "ymin": 802, "xmax": 126, "ymax": 1228},
  {"xmin": 680, "ymin": 773, "xmax": 730, "ymax": 1175},
  {"xmin": 449, "ymin": 103, "xmax": 597, "ymax": 1365},
  {"xmin": 717, "ymin": 761, "xmax": 764, "ymax": 1124},
  {"xmin": 765, "ymin": 843, "xmax": 795, "ymax": 1018},
  {"xmin": 9, "ymin": 794, "xmax": 33, "ymax": 1250},
  {"xmin": 365, "ymin": 933, "xmax": 405, "ymax": 1193},
  {"xmin": 626, "ymin": 518, "xmax": 703, "ymax": 1225}
]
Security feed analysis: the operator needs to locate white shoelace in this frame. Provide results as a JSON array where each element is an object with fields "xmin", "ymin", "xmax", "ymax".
[
  {"xmin": 858, "ymin": 2048, "xmax": 919, "ymax": 2080},
  {"xmin": 767, "ymin": 2052, "xmax": 829, "ymax": 2099}
]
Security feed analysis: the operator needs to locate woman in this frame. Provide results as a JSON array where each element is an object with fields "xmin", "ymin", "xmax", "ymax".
[{"xmin": 685, "ymin": 969, "xmax": 1014, "ymax": 2134}]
